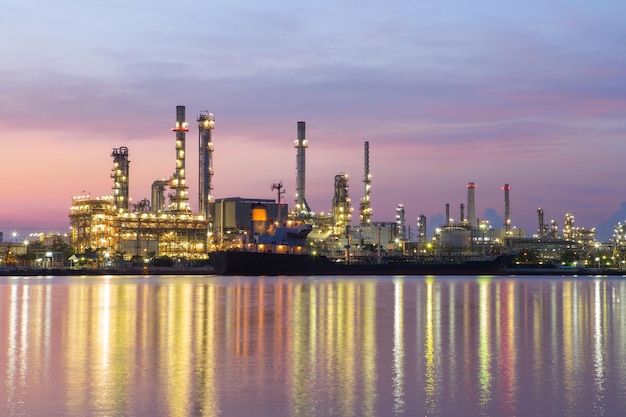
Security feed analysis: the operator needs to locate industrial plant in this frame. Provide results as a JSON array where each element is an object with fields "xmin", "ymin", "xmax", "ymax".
[
  {"xmin": 61, "ymin": 104, "xmax": 621, "ymax": 271},
  {"xmin": 69, "ymin": 106, "xmax": 211, "ymax": 261}
]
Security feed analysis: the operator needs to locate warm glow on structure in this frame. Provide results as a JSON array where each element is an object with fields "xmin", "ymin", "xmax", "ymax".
[{"xmin": 68, "ymin": 195, "xmax": 208, "ymax": 260}]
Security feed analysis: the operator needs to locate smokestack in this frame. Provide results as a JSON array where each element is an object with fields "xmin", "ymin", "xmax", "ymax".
[
  {"xmin": 445, "ymin": 203, "xmax": 450, "ymax": 226},
  {"xmin": 467, "ymin": 182, "xmax": 476, "ymax": 228},
  {"xmin": 460, "ymin": 203, "xmax": 465, "ymax": 224},
  {"xmin": 503, "ymin": 183, "xmax": 511, "ymax": 234},
  {"xmin": 537, "ymin": 208, "xmax": 544, "ymax": 238},
  {"xmin": 294, "ymin": 121, "xmax": 309, "ymax": 215}
]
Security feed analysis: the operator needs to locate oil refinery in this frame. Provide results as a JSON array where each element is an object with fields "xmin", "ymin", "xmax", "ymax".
[
  {"xmin": 61, "ymin": 104, "xmax": 616, "ymax": 271},
  {"xmin": 69, "ymin": 106, "xmax": 210, "ymax": 260}
]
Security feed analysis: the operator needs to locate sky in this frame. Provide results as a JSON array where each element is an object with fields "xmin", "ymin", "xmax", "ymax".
[{"xmin": 1, "ymin": 0, "xmax": 625, "ymax": 242}]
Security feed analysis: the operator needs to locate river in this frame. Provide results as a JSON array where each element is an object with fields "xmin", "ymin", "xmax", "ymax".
[{"xmin": 1, "ymin": 274, "xmax": 625, "ymax": 416}]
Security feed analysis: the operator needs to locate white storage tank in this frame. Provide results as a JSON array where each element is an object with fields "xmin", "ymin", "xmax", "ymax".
[{"xmin": 439, "ymin": 226, "xmax": 471, "ymax": 249}]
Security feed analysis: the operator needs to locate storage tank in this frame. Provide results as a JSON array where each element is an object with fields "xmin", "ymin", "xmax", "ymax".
[{"xmin": 439, "ymin": 226, "xmax": 471, "ymax": 250}]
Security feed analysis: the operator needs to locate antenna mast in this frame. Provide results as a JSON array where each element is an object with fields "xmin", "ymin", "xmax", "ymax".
[{"xmin": 271, "ymin": 181, "xmax": 285, "ymax": 223}]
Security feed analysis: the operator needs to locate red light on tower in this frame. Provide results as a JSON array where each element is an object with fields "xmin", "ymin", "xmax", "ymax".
[{"xmin": 171, "ymin": 122, "xmax": 189, "ymax": 132}]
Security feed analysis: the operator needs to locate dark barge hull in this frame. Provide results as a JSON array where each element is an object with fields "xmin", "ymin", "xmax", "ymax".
[{"xmin": 209, "ymin": 251, "xmax": 513, "ymax": 276}]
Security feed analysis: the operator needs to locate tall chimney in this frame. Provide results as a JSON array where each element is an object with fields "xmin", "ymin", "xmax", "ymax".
[
  {"xmin": 460, "ymin": 203, "xmax": 465, "ymax": 224},
  {"xmin": 503, "ymin": 183, "xmax": 511, "ymax": 234},
  {"xmin": 294, "ymin": 121, "xmax": 309, "ymax": 215},
  {"xmin": 467, "ymin": 182, "xmax": 476, "ymax": 228}
]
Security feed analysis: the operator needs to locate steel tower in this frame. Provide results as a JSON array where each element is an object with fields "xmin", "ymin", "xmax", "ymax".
[
  {"xmin": 503, "ymin": 183, "xmax": 511, "ymax": 234},
  {"xmin": 170, "ymin": 106, "xmax": 190, "ymax": 213},
  {"xmin": 417, "ymin": 214, "xmax": 427, "ymax": 244},
  {"xmin": 111, "ymin": 146, "xmax": 130, "ymax": 213},
  {"xmin": 198, "ymin": 111, "xmax": 215, "ymax": 221},
  {"xmin": 564, "ymin": 213, "xmax": 574, "ymax": 241},
  {"xmin": 294, "ymin": 121, "xmax": 310, "ymax": 216},
  {"xmin": 467, "ymin": 182, "xmax": 476, "ymax": 228},
  {"xmin": 359, "ymin": 141, "xmax": 372, "ymax": 226},
  {"xmin": 331, "ymin": 174, "xmax": 351, "ymax": 234},
  {"xmin": 396, "ymin": 204, "xmax": 406, "ymax": 241},
  {"xmin": 271, "ymin": 181, "xmax": 285, "ymax": 224}
]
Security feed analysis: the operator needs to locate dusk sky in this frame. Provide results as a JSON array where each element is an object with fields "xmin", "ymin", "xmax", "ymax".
[{"xmin": 2, "ymin": 0, "xmax": 625, "ymax": 241}]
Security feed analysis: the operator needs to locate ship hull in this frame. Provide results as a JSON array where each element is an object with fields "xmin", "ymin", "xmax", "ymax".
[{"xmin": 209, "ymin": 251, "xmax": 513, "ymax": 276}]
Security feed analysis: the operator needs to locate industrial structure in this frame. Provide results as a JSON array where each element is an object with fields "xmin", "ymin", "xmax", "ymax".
[
  {"xmin": 111, "ymin": 147, "xmax": 130, "ymax": 213},
  {"xmin": 331, "ymin": 174, "xmax": 352, "ymax": 235},
  {"xmin": 170, "ymin": 105, "xmax": 191, "ymax": 213},
  {"xmin": 69, "ymin": 106, "xmax": 209, "ymax": 260},
  {"xmin": 65, "ymin": 104, "xmax": 611, "ymax": 270},
  {"xmin": 503, "ymin": 183, "xmax": 511, "ymax": 234},
  {"xmin": 69, "ymin": 195, "xmax": 117, "ymax": 254},
  {"xmin": 467, "ymin": 182, "xmax": 476, "ymax": 228},
  {"xmin": 416, "ymin": 215, "xmax": 427, "ymax": 245},
  {"xmin": 294, "ymin": 121, "xmax": 310, "ymax": 217},
  {"xmin": 563, "ymin": 213, "xmax": 574, "ymax": 241},
  {"xmin": 197, "ymin": 111, "xmax": 215, "ymax": 226},
  {"xmin": 537, "ymin": 208, "xmax": 545, "ymax": 238},
  {"xmin": 359, "ymin": 141, "xmax": 372, "ymax": 227},
  {"xmin": 396, "ymin": 204, "xmax": 406, "ymax": 241},
  {"xmin": 213, "ymin": 197, "xmax": 287, "ymax": 241}
]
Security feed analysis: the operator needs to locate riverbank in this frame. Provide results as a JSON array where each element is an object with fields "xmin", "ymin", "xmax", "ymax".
[
  {"xmin": 3, "ymin": 266, "xmax": 626, "ymax": 277},
  {"xmin": 0, "ymin": 266, "xmax": 216, "ymax": 276}
]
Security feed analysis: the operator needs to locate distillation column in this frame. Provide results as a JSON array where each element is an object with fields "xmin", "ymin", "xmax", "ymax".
[
  {"xmin": 417, "ymin": 214, "xmax": 427, "ymax": 244},
  {"xmin": 467, "ymin": 182, "xmax": 476, "ymax": 228},
  {"xmin": 503, "ymin": 183, "xmax": 511, "ymax": 234},
  {"xmin": 111, "ymin": 146, "xmax": 130, "ymax": 213},
  {"xmin": 537, "ymin": 208, "xmax": 545, "ymax": 238},
  {"xmin": 170, "ymin": 105, "xmax": 190, "ymax": 213},
  {"xmin": 198, "ymin": 111, "xmax": 215, "ymax": 221},
  {"xmin": 294, "ymin": 121, "xmax": 310, "ymax": 215},
  {"xmin": 331, "ymin": 174, "xmax": 351, "ymax": 235},
  {"xmin": 563, "ymin": 213, "xmax": 574, "ymax": 241},
  {"xmin": 359, "ymin": 141, "xmax": 372, "ymax": 226},
  {"xmin": 396, "ymin": 203, "xmax": 406, "ymax": 241}
]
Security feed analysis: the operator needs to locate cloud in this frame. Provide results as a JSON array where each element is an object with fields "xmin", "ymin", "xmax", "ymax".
[{"xmin": 2, "ymin": 0, "xmax": 626, "ymax": 241}]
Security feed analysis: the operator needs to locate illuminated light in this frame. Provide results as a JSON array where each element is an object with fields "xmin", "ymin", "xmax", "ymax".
[{"xmin": 393, "ymin": 279, "xmax": 405, "ymax": 413}]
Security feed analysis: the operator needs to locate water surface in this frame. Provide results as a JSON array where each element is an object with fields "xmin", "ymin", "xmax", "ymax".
[{"xmin": 1, "ymin": 274, "xmax": 625, "ymax": 416}]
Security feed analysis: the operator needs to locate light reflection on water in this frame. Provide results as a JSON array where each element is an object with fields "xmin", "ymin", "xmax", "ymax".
[{"xmin": 1, "ymin": 275, "xmax": 626, "ymax": 417}]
